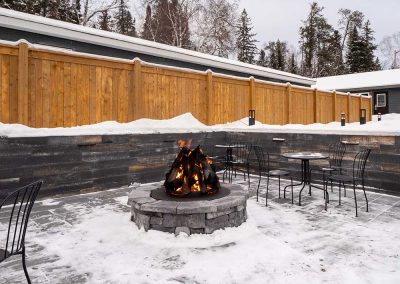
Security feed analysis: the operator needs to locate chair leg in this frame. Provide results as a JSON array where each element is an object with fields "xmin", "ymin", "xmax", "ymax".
[
  {"xmin": 278, "ymin": 176, "xmax": 281, "ymax": 199},
  {"xmin": 338, "ymin": 182, "xmax": 342, "ymax": 206},
  {"xmin": 291, "ymin": 178, "xmax": 294, "ymax": 205},
  {"xmin": 362, "ymin": 181, "xmax": 369, "ymax": 212},
  {"xmin": 266, "ymin": 175, "xmax": 270, "ymax": 206},
  {"xmin": 343, "ymin": 182, "xmax": 347, "ymax": 197},
  {"xmin": 331, "ymin": 180, "xmax": 333, "ymax": 193},
  {"xmin": 22, "ymin": 247, "xmax": 32, "ymax": 284},
  {"xmin": 324, "ymin": 188, "xmax": 329, "ymax": 211},
  {"xmin": 323, "ymin": 172, "xmax": 326, "ymax": 200},
  {"xmin": 353, "ymin": 183, "xmax": 358, "ymax": 217},
  {"xmin": 247, "ymin": 165, "xmax": 250, "ymax": 189},
  {"xmin": 256, "ymin": 174, "xmax": 261, "ymax": 202}
]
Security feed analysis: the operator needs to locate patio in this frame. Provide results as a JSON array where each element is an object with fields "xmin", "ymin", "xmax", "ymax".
[{"xmin": 1, "ymin": 175, "xmax": 400, "ymax": 284}]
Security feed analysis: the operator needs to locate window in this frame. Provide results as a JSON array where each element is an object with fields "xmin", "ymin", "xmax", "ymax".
[{"xmin": 376, "ymin": 93, "xmax": 387, "ymax": 107}]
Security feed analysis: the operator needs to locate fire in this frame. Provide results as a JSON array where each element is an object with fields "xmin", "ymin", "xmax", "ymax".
[{"xmin": 164, "ymin": 139, "xmax": 220, "ymax": 197}]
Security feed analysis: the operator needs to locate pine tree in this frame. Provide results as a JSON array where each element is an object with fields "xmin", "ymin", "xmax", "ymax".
[
  {"xmin": 236, "ymin": 9, "xmax": 258, "ymax": 64},
  {"xmin": 257, "ymin": 49, "xmax": 267, "ymax": 67},
  {"xmin": 114, "ymin": 0, "xmax": 136, "ymax": 37},
  {"xmin": 346, "ymin": 26, "xmax": 364, "ymax": 73},
  {"xmin": 98, "ymin": 10, "xmax": 113, "ymax": 32},
  {"xmin": 360, "ymin": 20, "xmax": 377, "ymax": 72},
  {"xmin": 152, "ymin": 0, "xmax": 174, "ymax": 44},
  {"xmin": 141, "ymin": 4, "xmax": 153, "ymax": 40},
  {"xmin": 287, "ymin": 53, "xmax": 298, "ymax": 74}
]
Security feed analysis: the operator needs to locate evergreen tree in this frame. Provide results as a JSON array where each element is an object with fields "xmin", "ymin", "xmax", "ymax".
[
  {"xmin": 98, "ymin": 10, "xmax": 113, "ymax": 31},
  {"xmin": 360, "ymin": 20, "xmax": 378, "ymax": 71},
  {"xmin": 346, "ymin": 26, "xmax": 364, "ymax": 73},
  {"xmin": 236, "ymin": 9, "xmax": 258, "ymax": 64},
  {"xmin": 265, "ymin": 40, "xmax": 287, "ymax": 71},
  {"xmin": 141, "ymin": 4, "xmax": 153, "ymax": 40},
  {"xmin": 152, "ymin": 0, "xmax": 174, "ymax": 44},
  {"xmin": 114, "ymin": 0, "xmax": 136, "ymax": 37},
  {"xmin": 287, "ymin": 53, "xmax": 298, "ymax": 74},
  {"xmin": 257, "ymin": 49, "xmax": 267, "ymax": 67}
]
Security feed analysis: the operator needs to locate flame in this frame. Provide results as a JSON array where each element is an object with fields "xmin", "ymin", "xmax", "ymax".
[
  {"xmin": 192, "ymin": 174, "xmax": 201, "ymax": 192},
  {"xmin": 176, "ymin": 166, "xmax": 184, "ymax": 179},
  {"xmin": 178, "ymin": 139, "xmax": 186, "ymax": 148}
]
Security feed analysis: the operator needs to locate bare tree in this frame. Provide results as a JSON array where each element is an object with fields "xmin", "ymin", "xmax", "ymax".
[
  {"xmin": 338, "ymin": 8, "xmax": 364, "ymax": 52},
  {"xmin": 379, "ymin": 32, "xmax": 400, "ymax": 69},
  {"xmin": 192, "ymin": 0, "xmax": 238, "ymax": 58},
  {"xmin": 81, "ymin": 0, "xmax": 121, "ymax": 26}
]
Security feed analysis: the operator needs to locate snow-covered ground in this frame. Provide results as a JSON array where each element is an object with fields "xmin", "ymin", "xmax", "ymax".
[
  {"xmin": 0, "ymin": 113, "xmax": 399, "ymax": 137},
  {"xmin": 1, "ymin": 177, "xmax": 400, "ymax": 284}
]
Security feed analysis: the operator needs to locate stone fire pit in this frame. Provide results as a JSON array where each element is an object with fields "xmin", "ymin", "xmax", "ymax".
[{"xmin": 128, "ymin": 183, "xmax": 248, "ymax": 235}]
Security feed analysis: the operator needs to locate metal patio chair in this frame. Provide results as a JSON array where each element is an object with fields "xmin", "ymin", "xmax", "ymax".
[
  {"xmin": 312, "ymin": 142, "xmax": 346, "ymax": 199},
  {"xmin": 253, "ymin": 145, "xmax": 293, "ymax": 206},
  {"xmin": 229, "ymin": 142, "xmax": 252, "ymax": 188},
  {"xmin": 328, "ymin": 149, "xmax": 371, "ymax": 217},
  {"xmin": 0, "ymin": 180, "xmax": 43, "ymax": 284}
]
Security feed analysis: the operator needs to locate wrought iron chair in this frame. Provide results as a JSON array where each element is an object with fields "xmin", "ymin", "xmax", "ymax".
[
  {"xmin": 311, "ymin": 142, "xmax": 346, "ymax": 201},
  {"xmin": 229, "ymin": 142, "xmax": 252, "ymax": 188},
  {"xmin": 253, "ymin": 146, "xmax": 293, "ymax": 206},
  {"xmin": 328, "ymin": 149, "xmax": 371, "ymax": 217},
  {"xmin": 0, "ymin": 180, "xmax": 43, "ymax": 284}
]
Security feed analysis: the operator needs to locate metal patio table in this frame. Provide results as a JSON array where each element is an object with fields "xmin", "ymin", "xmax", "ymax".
[{"xmin": 282, "ymin": 152, "xmax": 328, "ymax": 208}]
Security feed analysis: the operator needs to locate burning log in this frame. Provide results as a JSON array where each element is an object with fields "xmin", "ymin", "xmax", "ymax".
[{"xmin": 164, "ymin": 140, "xmax": 220, "ymax": 197}]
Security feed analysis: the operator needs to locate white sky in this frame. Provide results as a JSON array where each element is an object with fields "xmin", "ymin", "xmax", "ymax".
[{"xmin": 238, "ymin": 0, "xmax": 400, "ymax": 49}]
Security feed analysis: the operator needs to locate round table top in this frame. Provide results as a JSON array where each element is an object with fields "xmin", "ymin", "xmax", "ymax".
[
  {"xmin": 282, "ymin": 152, "xmax": 328, "ymax": 160},
  {"xmin": 214, "ymin": 144, "xmax": 247, "ymax": 148}
]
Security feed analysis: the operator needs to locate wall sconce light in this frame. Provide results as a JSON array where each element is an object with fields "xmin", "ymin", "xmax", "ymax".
[
  {"xmin": 360, "ymin": 109, "xmax": 366, "ymax": 125},
  {"xmin": 341, "ymin": 113, "xmax": 346, "ymax": 126},
  {"xmin": 378, "ymin": 113, "xmax": 382, "ymax": 121},
  {"xmin": 249, "ymin": 110, "xmax": 255, "ymax": 126}
]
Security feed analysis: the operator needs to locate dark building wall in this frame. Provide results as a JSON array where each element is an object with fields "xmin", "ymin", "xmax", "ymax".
[
  {"xmin": 0, "ymin": 27, "xmax": 309, "ymax": 86},
  {"xmin": 0, "ymin": 132, "xmax": 398, "ymax": 199},
  {"xmin": 387, "ymin": 88, "xmax": 400, "ymax": 113}
]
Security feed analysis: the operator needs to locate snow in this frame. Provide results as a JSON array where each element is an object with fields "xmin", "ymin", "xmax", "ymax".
[
  {"xmin": 315, "ymin": 69, "xmax": 400, "ymax": 91},
  {"xmin": 1, "ymin": 113, "xmax": 399, "ymax": 138},
  {"xmin": 2, "ymin": 178, "xmax": 400, "ymax": 283}
]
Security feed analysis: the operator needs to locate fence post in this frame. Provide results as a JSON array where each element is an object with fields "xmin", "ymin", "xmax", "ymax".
[
  {"xmin": 359, "ymin": 94, "xmax": 362, "ymax": 121},
  {"xmin": 347, "ymin": 92, "xmax": 351, "ymax": 122},
  {"xmin": 18, "ymin": 41, "xmax": 29, "ymax": 125},
  {"xmin": 286, "ymin": 83, "xmax": 292, "ymax": 124},
  {"xmin": 314, "ymin": 88, "xmax": 318, "ymax": 123},
  {"xmin": 249, "ymin": 76, "xmax": 255, "ymax": 111},
  {"xmin": 206, "ymin": 70, "xmax": 213, "ymax": 125},
  {"xmin": 332, "ymin": 90, "xmax": 337, "ymax": 121},
  {"xmin": 132, "ymin": 58, "xmax": 142, "ymax": 121}
]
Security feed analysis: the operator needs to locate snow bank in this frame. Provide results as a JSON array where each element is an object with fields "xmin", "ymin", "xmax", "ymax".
[{"xmin": 0, "ymin": 113, "xmax": 399, "ymax": 138}]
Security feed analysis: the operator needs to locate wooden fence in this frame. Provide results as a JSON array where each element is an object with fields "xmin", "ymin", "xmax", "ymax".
[{"xmin": 0, "ymin": 41, "xmax": 372, "ymax": 127}]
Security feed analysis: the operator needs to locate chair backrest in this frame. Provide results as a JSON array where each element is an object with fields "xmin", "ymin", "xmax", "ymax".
[
  {"xmin": 0, "ymin": 181, "xmax": 42, "ymax": 262},
  {"xmin": 328, "ymin": 142, "xmax": 346, "ymax": 169},
  {"xmin": 232, "ymin": 142, "xmax": 252, "ymax": 163},
  {"xmin": 253, "ymin": 145, "xmax": 269, "ymax": 173},
  {"xmin": 352, "ymin": 149, "xmax": 371, "ymax": 180}
]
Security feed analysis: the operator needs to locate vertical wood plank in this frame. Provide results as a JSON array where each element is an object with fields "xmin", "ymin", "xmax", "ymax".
[
  {"xmin": 314, "ymin": 88, "xmax": 318, "ymax": 123},
  {"xmin": 132, "ymin": 59, "xmax": 142, "ymax": 121},
  {"xmin": 286, "ymin": 83, "xmax": 291, "ymax": 124},
  {"xmin": 42, "ymin": 60, "xmax": 50, "ymax": 127},
  {"xmin": 206, "ymin": 70, "xmax": 213, "ymax": 125},
  {"xmin": 63, "ymin": 62, "xmax": 71, "ymax": 127},
  {"xmin": 1, "ymin": 55, "xmax": 10, "ymax": 123},
  {"xmin": 28, "ymin": 57, "xmax": 36, "ymax": 126},
  {"xmin": 89, "ymin": 65, "xmax": 96, "ymax": 124},
  {"xmin": 18, "ymin": 42, "xmax": 29, "ymax": 125},
  {"xmin": 70, "ymin": 63, "xmax": 77, "ymax": 126},
  {"xmin": 347, "ymin": 93, "xmax": 351, "ymax": 122},
  {"xmin": 9, "ymin": 56, "xmax": 18, "ymax": 123},
  {"xmin": 332, "ymin": 90, "xmax": 337, "ymax": 122}
]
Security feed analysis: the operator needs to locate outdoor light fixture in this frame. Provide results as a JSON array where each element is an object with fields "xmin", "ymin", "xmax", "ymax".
[
  {"xmin": 360, "ymin": 109, "xmax": 366, "ymax": 125},
  {"xmin": 249, "ymin": 109, "xmax": 256, "ymax": 126},
  {"xmin": 341, "ymin": 113, "xmax": 346, "ymax": 126},
  {"xmin": 378, "ymin": 113, "xmax": 382, "ymax": 121}
]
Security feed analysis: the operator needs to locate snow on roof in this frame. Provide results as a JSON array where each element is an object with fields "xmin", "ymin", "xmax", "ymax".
[
  {"xmin": 315, "ymin": 69, "xmax": 400, "ymax": 91},
  {"xmin": 0, "ymin": 8, "xmax": 315, "ymax": 86}
]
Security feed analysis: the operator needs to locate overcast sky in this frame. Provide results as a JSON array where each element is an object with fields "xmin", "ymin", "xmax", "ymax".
[{"xmin": 238, "ymin": 0, "xmax": 400, "ymax": 49}]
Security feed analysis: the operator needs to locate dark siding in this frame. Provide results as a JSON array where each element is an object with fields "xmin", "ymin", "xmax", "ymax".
[
  {"xmin": 0, "ymin": 27, "xmax": 309, "ymax": 86},
  {"xmin": 388, "ymin": 88, "xmax": 400, "ymax": 113}
]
